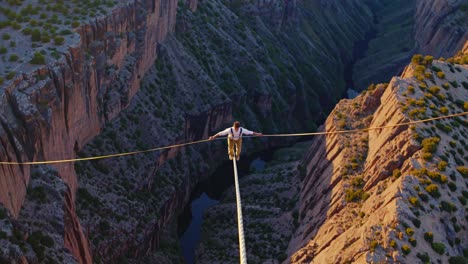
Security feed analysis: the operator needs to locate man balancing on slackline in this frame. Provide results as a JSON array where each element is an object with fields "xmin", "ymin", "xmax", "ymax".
[{"xmin": 209, "ymin": 121, "xmax": 263, "ymax": 161}]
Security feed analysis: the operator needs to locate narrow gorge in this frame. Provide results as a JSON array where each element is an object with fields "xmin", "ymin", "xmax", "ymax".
[{"xmin": 0, "ymin": 0, "xmax": 467, "ymax": 263}]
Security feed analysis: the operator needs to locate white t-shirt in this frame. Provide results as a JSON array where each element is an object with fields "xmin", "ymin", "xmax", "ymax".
[{"xmin": 215, "ymin": 127, "xmax": 254, "ymax": 140}]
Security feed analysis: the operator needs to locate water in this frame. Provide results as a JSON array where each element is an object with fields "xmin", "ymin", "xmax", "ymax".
[
  {"xmin": 179, "ymin": 193, "xmax": 219, "ymax": 264},
  {"xmin": 179, "ymin": 156, "xmax": 269, "ymax": 264}
]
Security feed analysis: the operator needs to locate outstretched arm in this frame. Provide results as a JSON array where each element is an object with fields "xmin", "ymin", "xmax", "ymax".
[
  {"xmin": 209, "ymin": 128, "xmax": 230, "ymax": 140},
  {"xmin": 252, "ymin": 132, "xmax": 263, "ymax": 136}
]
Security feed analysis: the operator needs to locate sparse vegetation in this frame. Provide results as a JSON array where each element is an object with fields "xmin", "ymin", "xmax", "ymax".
[
  {"xmin": 30, "ymin": 51, "xmax": 46, "ymax": 65},
  {"xmin": 425, "ymin": 184, "xmax": 440, "ymax": 198},
  {"xmin": 402, "ymin": 244, "xmax": 411, "ymax": 255},
  {"xmin": 456, "ymin": 166, "xmax": 468, "ymax": 178},
  {"xmin": 345, "ymin": 189, "xmax": 369, "ymax": 203},
  {"xmin": 431, "ymin": 242, "xmax": 445, "ymax": 255},
  {"xmin": 417, "ymin": 252, "xmax": 430, "ymax": 262},
  {"xmin": 370, "ymin": 240, "xmax": 378, "ymax": 252}
]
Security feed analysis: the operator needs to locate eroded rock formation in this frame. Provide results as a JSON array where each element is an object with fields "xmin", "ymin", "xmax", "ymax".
[
  {"xmin": 0, "ymin": 0, "xmax": 177, "ymax": 262},
  {"xmin": 289, "ymin": 48, "xmax": 468, "ymax": 263}
]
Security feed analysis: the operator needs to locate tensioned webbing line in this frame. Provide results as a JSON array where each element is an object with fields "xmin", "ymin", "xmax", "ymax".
[
  {"xmin": 232, "ymin": 157, "xmax": 247, "ymax": 264},
  {"xmin": 0, "ymin": 111, "xmax": 466, "ymax": 165}
]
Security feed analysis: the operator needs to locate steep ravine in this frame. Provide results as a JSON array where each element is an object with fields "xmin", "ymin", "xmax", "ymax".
[
  {"xmin": 353, "ymin": 0, "xmax": 468, "ymax": 91},
  {"xmin": 0, "ymin": 1, "xmax": 465, "ymax": 264},
  {"xmin": 70, "ymin": 0, "xmax": 378, "ymax": 262}
]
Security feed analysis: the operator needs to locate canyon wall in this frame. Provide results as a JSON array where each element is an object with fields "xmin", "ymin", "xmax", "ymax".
[
  {"xmin": 1, "ymin": 0, "xmax": 466, "ymax": 262},
  {"xmin": 0, "ymin": 0, "xmax": 178, "ymax": 262},
  {"xmin": 71, "ymin": 0, "xmax": 377, "ymax": 260},
  {"xmin": 352, "ymin": 0, "xmax": 468, "ymax": 90},
  {"xmin": 414, "ymin": 0, "xmax": 468, "ymax": 56},
  {"xmin": 289, "ymin": 50, "xmax": 468, "ymax": 263}
]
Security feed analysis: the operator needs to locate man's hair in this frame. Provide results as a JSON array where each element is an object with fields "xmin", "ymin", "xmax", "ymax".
[{"xmin": 233, "ymin": 121, "xmax": 240, "ymax": 128}]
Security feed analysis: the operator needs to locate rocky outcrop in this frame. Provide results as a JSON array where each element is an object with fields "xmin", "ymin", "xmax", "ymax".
[
  {"xmin": 414, "ymin": 0, "xmax": 468, "ymax": 57},
  {"xmin": 0, "ymin": 0, "xmax": 178, "ymax": 262},
  {"xmin": 289, "ymin": 56, "xmax": 468, "ymax": 263},
  {"xmin": 352, "ymin": 0, "xmax": 468, "ymax": 91}
]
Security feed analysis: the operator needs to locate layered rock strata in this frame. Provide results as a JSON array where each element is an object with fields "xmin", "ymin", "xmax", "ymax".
[
  {"xmin": 0, "ymin": 0, "xmax": 178, "ymax": 262},
  {"xmin": 289, "ymin": 53, "xmax": 468, "ymax": 263}
]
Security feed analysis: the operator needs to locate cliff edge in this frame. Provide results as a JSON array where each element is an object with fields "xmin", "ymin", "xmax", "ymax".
[{"xmin": 289, "ymin": 44, "xmax": 468, "ymax": 263}]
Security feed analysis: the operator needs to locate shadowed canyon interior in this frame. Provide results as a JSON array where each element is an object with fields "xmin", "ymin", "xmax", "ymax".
[{"xmin": 0, "ymin": 0, "xmax": 467, "ymax": 263}]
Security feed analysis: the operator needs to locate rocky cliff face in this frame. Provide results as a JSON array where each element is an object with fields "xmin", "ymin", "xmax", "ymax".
[
  {"xmin": 70, "ymin": 0, "xmax": 378, "ymax": 261},
  {"xmin": 1, "ymin": 0, "xmax": 465, "ymax": 262},
  {"xmin": 0, "ymin": 0, "xmax": 177, "ymax": 262},
  {"xmin": 352, "ymin": 0, "xmax": 468, "ymax": 91},
  {"xmin": 414, "ymin": 0, "xmax": 468, "ymax": 56},
  {"xmin": 289, "ymin": 50, "xmax": 468, "ymax": 263}
]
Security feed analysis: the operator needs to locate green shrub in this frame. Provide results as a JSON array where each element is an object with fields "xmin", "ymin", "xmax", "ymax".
[
  {"xmin": 417, "ymin": 252, "xmax": 430, "ymax": 262},
  {"xmin": 31, "ymin": 29, "xmax": 41, "ymax": 41},
  {"xmin": 41, "ymin": 34, "xmax": 50, "ymax": 43},
  {"xmin": 439, "ymin": 201, "xmax": 457, "ymax": 212},
  {"xmin": 421, "ymin": 137, "xmax": 440, "ymax": 153},
  {"xmin": 0, "ymin": 77, "xmax": 4, "ymax": 85},
  {"xmin": 436, "ymin": 72, "xmax": 445, "ymax": 79},
  {"xmin": 351, "ymin": 177, "xmax": 364, "ymax": 188},
  {"xmin": 9, "ymin": 54, "xmax": 18, "ymax": 62},
  {"xmin": 409, "ymin": 237, "xmax": 417, "ymax": 247},
  {"xmin": 30, "ymin": 52, "xmax": 46, "ymax": 65},
  {"xmin": 438, "ymin": 161, "xmax": 447, "ymax": 171},
  {"xmin": 431, "ymin": 242, "xmax": 445, "ymax": 255},
  {"xmin": 22, "ymin": 27, "xmax": 32, "ymax": 35},
  {"xmin": 6, "ymin": 72, "xmax": 16, "ymax": 80},
  {"xmin": 422, "ymin": 152, "xmax": 433, "ymax": 160},
  {"xmin": 459, "ymin": 196, "xmax": 467, "ymax": 205},
  {"xmin": 393, "ymin": 169, "xmax": 402, "ymax": 178},
  {"xmin": 456, "ymin": 166, "xmax": 468, "ymax": 178},
  {"xmin": 345, "ymin": 189, "xmax": 369, "ymax": 202},
  {"xmin": 412, "ymin": 54, "xmax": 423, "ymax": 65},
  {"xmin": 390, "ymin": 240, "xmax": 397, "ymax": 249},
  {"xmin": 424, "ymin": 232, "xmax": 434, "ymax": 243},
  {"xmin": 54, "ymin": 36, "xmax": 64, "ymax": 45},
  {"xmin": 409, "ymin": 196, "xmax": 420, "ymax": 207},
  {"xmin": 412, "ymin": 218, "xmax": 421, "ymax": 228},
  {"xmin": 0, "ymin": 46, "xmax": 7, "ymax": 54},
  {"xmin": 450, "ymin": 81, "xmax": 459, "ymax": 88},
  {"xmin": 427, "ymin": 171, "xmax": 448, "ymax": 184},
  {"xmin": 449, "ymin": 257, "xmax": 468, "ymax": 264},
  {"xmin": 2, "ymin": 33, "xmax": 11, "ymax": 40},
  {"xmin": 448, "ymin": 182, "xmax": 456, "ymax": 192},
  {"xmin": 406, "ymin": 228, "xmax": 414, "ymax": 236},
  {"xmin": 370, "ymin": 240, "xmax": 378, "ymax": 252},
  {"xmin": 402, "ymin": 244, "xmax": 411, "ymax": 255},
  {"xmin": 462, "ymin": 81, "xmax": 468, "ymax": 89},
  {"xmin": 428, "ymin": 86, "xmax": 441, "ymax": 94},
  {"xmin": 439, "ymin": 106, "xmax": 449, "ymax": 114},
  {"xmin": 425, "ymin": 184, "xmax": 440, "ymax": 197}
]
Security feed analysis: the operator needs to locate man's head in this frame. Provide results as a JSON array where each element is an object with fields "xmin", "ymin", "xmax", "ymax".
[{"xmin": 233, "ymin": 121, "xmax": 240, "ymax": 129}]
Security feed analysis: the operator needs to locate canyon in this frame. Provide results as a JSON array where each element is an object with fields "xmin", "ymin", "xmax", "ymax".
[
  {"xmin": 289, "ymin": 51, "xmax": 468, "ymax": 263},
  {"xmin": 0, "ymin": 0, "xmax": 467, "ymax": 263}
]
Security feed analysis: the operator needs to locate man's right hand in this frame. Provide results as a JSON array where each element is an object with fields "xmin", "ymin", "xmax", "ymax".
[{"xmin": 209, "ymin": 136, "xmax": 214, "ymax": 140}]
